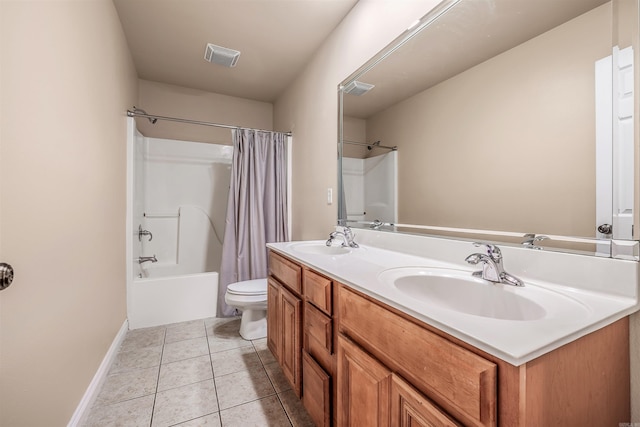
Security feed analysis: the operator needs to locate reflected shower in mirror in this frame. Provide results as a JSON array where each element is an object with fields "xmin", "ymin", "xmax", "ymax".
[
  {"xmin": 338, "ymin": 0, "xmax": 638, "ymax": 256},
  {"xmin": 342, "ymin": 138, "xmax": 398, "ymax": 225}
]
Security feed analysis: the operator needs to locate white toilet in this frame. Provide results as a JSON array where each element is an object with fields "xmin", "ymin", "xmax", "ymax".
[{"xmin": 224, "ymin": 278, "xmax": 268, "ymax": 340}]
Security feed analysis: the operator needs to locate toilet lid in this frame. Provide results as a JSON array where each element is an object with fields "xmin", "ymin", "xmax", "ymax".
[{"xmin": 227, "ymin": 278, "xmax": 267, "ymax": 295}]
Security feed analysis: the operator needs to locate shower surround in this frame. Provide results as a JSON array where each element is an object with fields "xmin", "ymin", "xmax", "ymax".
[
  {"xmin": 342, "ymin": 151, "xmax": 398, "ymax": 223},
  {"xmin": 126, "ymin": 118, "xmax": 232, "ymax": 328}
]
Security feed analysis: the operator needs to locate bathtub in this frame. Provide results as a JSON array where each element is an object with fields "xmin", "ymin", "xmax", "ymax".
[
  {"xmin": 128, "ymin": 264, "xmax": 219, "ymax": 329},
  {"xmin": 126, "ymin": 126, "xmax": 228, "ymax": 330}
]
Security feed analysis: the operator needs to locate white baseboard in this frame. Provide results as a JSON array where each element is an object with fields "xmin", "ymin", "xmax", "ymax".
[{"xmin": 67, "ymin": 319, "xmax": 129, "ymax": 427}]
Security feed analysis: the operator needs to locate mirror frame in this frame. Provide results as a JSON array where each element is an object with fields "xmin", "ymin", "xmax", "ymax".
[{"xmin": 338, "ymin": 0, "xmax": 640, "ymax": 260}]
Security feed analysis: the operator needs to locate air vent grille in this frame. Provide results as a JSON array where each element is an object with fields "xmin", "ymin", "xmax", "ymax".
[
  {"xmin": 204, "ymin": 43, "xmax": 241, "ymax": 68},
  {"xmin": 344, "ymin": 80, "xmax": 375, "ymax": 96}
]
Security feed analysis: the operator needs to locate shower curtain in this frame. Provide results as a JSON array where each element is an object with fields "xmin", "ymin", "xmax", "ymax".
[{"xmin": 218, "ymin": 128, "xmax": 289, "ymax": 316}]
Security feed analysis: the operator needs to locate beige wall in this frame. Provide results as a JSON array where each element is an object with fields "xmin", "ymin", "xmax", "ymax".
[
  {"xmin": 274, "ymin": 0, "xmax": 442, "ymax": 240},
  {"xmin": 137, "ymin": 79, "xmax": 273, "ymax": 144},
  {"xmin": 367, "ymin": 4, "xmax": 611, "ymax": 237},
  {"xmin": 0, "ymin": 1, "xmax": 137, "ymax": 425}
]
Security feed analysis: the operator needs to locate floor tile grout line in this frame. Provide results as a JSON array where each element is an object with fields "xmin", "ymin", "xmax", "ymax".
[
  {"xmin": 205, "ymin": 320, "xmax": 225, "ymax": 426},
  {"xmin": 252, "ymin": 340, "xmax": 295, "ymax": 427},
  {"xmin": 165, "ymin": 410, "xmax": 219, "ymax": 427},
  {"xmin": 276, "ymin": 393, "xmax": 296, "ymax": 427},
  {"xmin": 212, "ymin": 336, "xmax": 280, "ymax": 415},
  {"xmin": 148, "ymin": 327, "xmax": 167, "ymax": 427},
  {"xmin": 216, "ymin": 390, "xmax": 280, "ymax": 412},
  {"xmin": 89, "ymin": 391, "xmax": 158, "ymax": 411}
]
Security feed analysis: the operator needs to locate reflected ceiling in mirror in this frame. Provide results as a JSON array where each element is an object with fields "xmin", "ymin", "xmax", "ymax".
[{"xmin": 339, "ymin": 0, "xmax": 637, "ymax": 256}]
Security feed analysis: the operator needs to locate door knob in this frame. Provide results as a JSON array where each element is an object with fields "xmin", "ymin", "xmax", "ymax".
[
  {"xmin": 0, "ymin": 263, "xmax": 14, "ymax": 290},
  {"xmin": 597, "ymin": 224, "xmax": 613, "ymax": 235}
]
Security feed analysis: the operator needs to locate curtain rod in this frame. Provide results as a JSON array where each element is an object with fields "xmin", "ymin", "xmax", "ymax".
[
  {"xmin": 343, "ymin": 139, "xmax": 397, "ymax": 151},
  {"xmin": 126, "ymin": 108, "xmax": 292, "ymax": 136}
]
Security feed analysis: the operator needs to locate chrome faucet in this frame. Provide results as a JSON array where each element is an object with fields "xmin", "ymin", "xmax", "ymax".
[
  {"xmin": 138, "ymin": 224, "xmax": 153, "ymax": 242},
  {"xmin": 465, "ymin": 242, "xmax": 523, "ymax": 287},
  {"xmin": 138, "ymin": 255, "xmax": 158, "ymax": 264},
  {"xmin": 370, "ymin": 220, "xmax": 384, "ymax": 230},
  {"xmin": 521, "ymin": 233, "xmax": 548, "ymax": 250},
  {"xmin": 326, "ymin": 226, "xmax": 359, "ymax": 248},
  {"xmin": 370, "ymin": 219, "xmax": 394, "ymax": 230}
]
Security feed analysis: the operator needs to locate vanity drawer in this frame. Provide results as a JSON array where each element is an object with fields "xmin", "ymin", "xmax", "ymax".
[
  {"xmin": 269, "ymin": 251, "xmax": 302, "ymax": 294},
  {"xmin": 304, "ymin": 302, "xmax": 333, "ymax": 371},
  {"xmin": 339, "ymin": 285, "xmax": 497, "ymax": 427},
  {"xmin": 303, "ymin": 269, "xmax": 332, "ymax": 314}
]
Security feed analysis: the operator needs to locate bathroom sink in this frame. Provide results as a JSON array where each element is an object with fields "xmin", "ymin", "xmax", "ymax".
[
  {"xmin": 378, "ymin": 267, "xmax": 551, "ymax": 321},
  {"xmin": 291, "ymin": 242, "xmax": 352, "ymax": 256}
]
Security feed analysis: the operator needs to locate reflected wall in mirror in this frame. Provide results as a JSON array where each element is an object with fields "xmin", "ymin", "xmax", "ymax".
[{"xmin": 339, "ymin": 0, "xmax": 639, "ymax": 256}]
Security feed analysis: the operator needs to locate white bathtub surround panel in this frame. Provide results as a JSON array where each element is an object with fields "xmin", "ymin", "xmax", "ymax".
[
  {"xmin": 342, "ymin": 157, "xmax": 365, "ymax": 220},
  {"xmin": 143, "ymin": 137, "xmax": 232, "ymax": 222},
  {"xmin": 142, "ymin": 214, "xmax": 179, "ymax": 264},
  {"xmin": 127, "ymin": 127, "xmax": 230, "ymax": 330},
  {"xmin": 140, "ymin": 206, "xmax": 223, "ymax": 277},
  {"xmin": 343, "ymin": 152, "xmax": 398, "ymax": 223},
  {"xmin": 268, "ymin": 232, "xmax": 639, "ymax": 365},
  {"xmin": 142, "ymin": 137, "xmax": 231, "ymax": 273},
  {"xmin": 177, "ymin": 205, "xmax": 224, "ymax": 273}
]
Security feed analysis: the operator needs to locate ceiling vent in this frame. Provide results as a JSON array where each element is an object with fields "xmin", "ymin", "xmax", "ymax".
[
  {"xmin": 204, "ymin": 43, "xmax": 241, "ymax": 67},
  {"xmin": 344, "ymin": 80, "xmax": 375, "ymax": 96}
]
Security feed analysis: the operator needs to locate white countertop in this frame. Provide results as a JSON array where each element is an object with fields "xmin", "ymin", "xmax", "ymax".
[{"xmin": 268, "ymin": 231, "xmax": 639, "ymax": 366}]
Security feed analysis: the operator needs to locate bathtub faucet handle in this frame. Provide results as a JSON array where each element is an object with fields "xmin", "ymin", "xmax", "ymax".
[{"xmin": 138, "ymin": 224, "xmax": 153, "ymax": 242}]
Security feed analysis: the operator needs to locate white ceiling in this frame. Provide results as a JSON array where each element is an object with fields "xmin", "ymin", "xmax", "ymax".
[{"xmin": 113, "ymin": 0, "xmax": 359, "ymax": 102}]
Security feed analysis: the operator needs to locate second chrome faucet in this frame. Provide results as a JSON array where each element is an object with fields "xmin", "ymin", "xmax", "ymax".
[
  {"xmin": 326, "ymin": 226, "xmax": 359, "ymax": 248},
  {"xmin": 465, "ymin": 242, "xmax": 523, "ymax": 287}
]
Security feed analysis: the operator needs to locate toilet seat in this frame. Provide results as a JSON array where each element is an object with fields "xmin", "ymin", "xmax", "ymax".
[{"xmin": 227, "ymin": 278, "xmax": 267, "ymax": 296}]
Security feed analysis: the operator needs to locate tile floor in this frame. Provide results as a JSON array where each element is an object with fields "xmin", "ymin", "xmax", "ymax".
[{"xmin": 82, "ymin": 317, "xmax": 315, "ymax": 427}]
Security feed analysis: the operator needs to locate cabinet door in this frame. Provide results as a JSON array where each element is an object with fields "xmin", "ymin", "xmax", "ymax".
[
  {"xmin": 339, "ymin": 285, "xmax": 496, "ymax": 426},
  {"xmin": 337, "ymin": 335, "xmax": 391, "ymax": 427},
  {"xmin": 391, "ymin": 374, "xmax": 462, "ymax": 427},
  {"xmin": 266, "ymin": 278, "xmax": 280, "ymax": 361},
  {"xmin": 302, "ymin": 351, "xmax": 331, "ymax": 427},
  {"xmin": 280, "ymin": 285, "xmax": 302, "ymax": 397}
]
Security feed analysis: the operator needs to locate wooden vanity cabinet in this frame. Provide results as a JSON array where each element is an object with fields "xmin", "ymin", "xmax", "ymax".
[
  {"xmin": 338, "ymin": 285, "xmax": 496, "ymax": 427},
  {"xmin": 267, "ymin": 252, "xmax": 303, "ymax": 397},
  {"xmin": 337, "ymin": 333, "xmax": 462, "ymax": 427},
  {"xmin": 267, "ymin": 251, "xmax": 338, "ymax": 423},
  {"xmin": 269, "ymin": 250, "xmax": 630, "ymax": 427},
  {"xmin": 338, "ymin": 283, "xmax": 630, "ymax": 427}
]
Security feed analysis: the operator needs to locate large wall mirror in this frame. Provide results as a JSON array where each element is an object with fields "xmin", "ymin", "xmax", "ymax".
[{"xmin": 338, "ymin": 0, "xmax": 639, "ymax": 258}]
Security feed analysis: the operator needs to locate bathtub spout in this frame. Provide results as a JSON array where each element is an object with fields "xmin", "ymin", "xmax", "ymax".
[{"xmin": 138, "ymin": 255, "xmax": 158, "ymax": 264}]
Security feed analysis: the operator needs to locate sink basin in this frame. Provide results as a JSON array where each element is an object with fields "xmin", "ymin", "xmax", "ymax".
[
  {"xmin": 378, "ymin": 267, "xmax": 548, "ymax": 321},
  {"xmin": 291, "ymin": 242, "xmax": 352, "ymax": 256}
]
